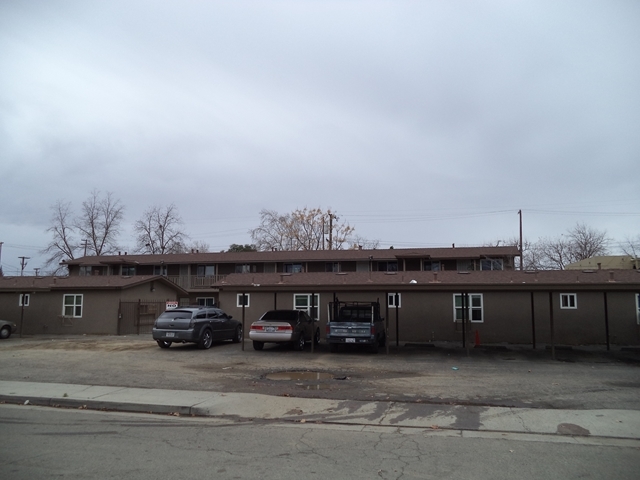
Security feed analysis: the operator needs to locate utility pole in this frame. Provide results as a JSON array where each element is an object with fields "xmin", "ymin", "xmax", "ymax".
[
  {"xmin": 327, "ymin": 211, "xmax": 337, "ymax": 250},
  {"xmin": 19, "ymin": 256, "xmax": 30, "ymax": 276},
  {"xmin": 518, "ymin": 210, "xmax": 523, "ymax": 271},
  {"xmin": 82, "ymin": 239, "xmax": 89, "ymax": 257},
  {"xmin": 0, "ymin": 241, "xmax": 3, "ymax": 276}
]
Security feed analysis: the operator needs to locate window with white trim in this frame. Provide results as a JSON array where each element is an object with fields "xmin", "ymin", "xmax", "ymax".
[
  {"xmin": 63, "ymin": 294, "xmax": 83, "ymax": 318},
  {"xmin": 196, "ymin": 297, "xmax": 215, "ymax": 306},
  {"xmin": 388, "ymin": 293, "xmax": 402, "ymax": 308},
  {"xmin": 237, "ymin": 293, "xmax": 250, "ymax": 307},
  {"xmin": 293, "ymin": 293, "xmax": 319, "ymax": 320},
  {"xmin": 453, "ymin": 294, "xmax": 483, "ymax": 322},
  {"xmin": 560, "ymin": 293, "xmax": 577, "ymax": 309},
  {"xmin": 19, "ymin": 293, "xmax": 30, "ymax": 306}
]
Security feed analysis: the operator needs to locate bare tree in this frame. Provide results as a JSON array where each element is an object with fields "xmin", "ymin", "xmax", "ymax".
[
  {"xmin": 74, "ymin": 190, "xmax": 124, "ymax": 256},
  {"xmin": 250, "ymin": 207, "xmax": 358, "ymax": 251},
  {"xmin": 349, "ymin": 235, "xmax": 380, "ymax": 250},
  {"xmin": 134, "ymin": 204, "xmax": 187, "ymax": 254},
  {"xmin": 566, "ymin": 223, "xmax": 610, "ymax": 260},
  {"xmin": 620, "ymin": 234, "xmax": 640, "ymax": 258},
  {"xmin": 42, "ymin": 200, "xmax": 78, "ymax": 274}
]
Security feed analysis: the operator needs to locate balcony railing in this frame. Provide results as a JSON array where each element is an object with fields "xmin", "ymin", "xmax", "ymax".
[{"xmin": 166, "ymin": 275, "xmax": 227, "ymax": 289}]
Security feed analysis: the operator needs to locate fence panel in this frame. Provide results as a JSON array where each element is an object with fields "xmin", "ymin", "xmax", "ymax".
[{"xmin": 118, "ymin": 300, "xmax": 167, "ymax": 335}]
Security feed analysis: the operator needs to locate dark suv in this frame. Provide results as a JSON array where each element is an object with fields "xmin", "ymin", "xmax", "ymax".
[{"xmin": 152, "ymin": 306, "xmax": 242, "ymax": 349}]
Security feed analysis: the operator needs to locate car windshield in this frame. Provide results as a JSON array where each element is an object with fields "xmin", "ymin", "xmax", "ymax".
[
  {"xmin": 260, "ymin": 310, "xmax": 298, "ymax": 321},
  {"xmin": 160, "ymin": 311, "xmax": 193, "ymax": 320},
  {"xmin": 338, "ymin": 308, "xmax": 372, "ymax": 322}
]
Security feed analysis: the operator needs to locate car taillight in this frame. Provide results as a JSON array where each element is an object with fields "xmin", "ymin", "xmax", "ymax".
[
  {"xmin": 371, "ymin": 326, "xmax": 376, "ymax": 335},
  {"xmin": 326, "ymin": 325, "xmax": 331, "ymax": 334},
  {"xmin": 277, "ymin": 325, "xmax": 293, "ymax": 332},
  {"xmin": 250, "ymin": 324, "xmax": 263, "ymax": 331}
]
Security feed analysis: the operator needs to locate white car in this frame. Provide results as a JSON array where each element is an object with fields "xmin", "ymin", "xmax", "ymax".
[{"xmin": 249, "ymin": 310, "xmax": 319, "ymax": 351}]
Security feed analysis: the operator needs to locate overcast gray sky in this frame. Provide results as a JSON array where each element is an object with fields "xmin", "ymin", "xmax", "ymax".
[{"xmin": 1, "ymin": 0, "xmax": 639, "ymax": 275}]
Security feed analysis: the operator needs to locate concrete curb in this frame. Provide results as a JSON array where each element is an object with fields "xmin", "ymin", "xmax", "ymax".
[{"xmin": 2, "ymin": 380, "xmax": 639, "ymax": 441}]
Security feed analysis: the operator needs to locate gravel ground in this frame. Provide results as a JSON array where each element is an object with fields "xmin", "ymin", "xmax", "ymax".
[{"xmin": 1, "ymin": 334, "xmax": 639, "ymax": 410}]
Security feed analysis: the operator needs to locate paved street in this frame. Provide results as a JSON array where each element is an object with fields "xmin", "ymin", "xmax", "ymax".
[{"xmin": 1, "ymin": 335, "xmax": 639, "ymax": 479}]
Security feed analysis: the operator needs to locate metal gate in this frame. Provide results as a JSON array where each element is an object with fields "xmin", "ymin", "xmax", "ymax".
[{"xmin": 118, "ymin": 300, "xmax": 167, "ymax": 335}]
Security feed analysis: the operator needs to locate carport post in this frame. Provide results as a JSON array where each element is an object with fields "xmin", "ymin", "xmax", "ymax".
[
  {"xmin": 385, "ymin": 293, "xmax": 390, "ymax": 354},
  {"xmin": 241, "ymin": 292, "xmax": 246, "ymax": 351},
  {"xmin": 603, "ymin": 292, "xmax": 610, "ymax": 351},
  {"xmin": 395, "ymin": 293, "xmax": 400, "ymax": 347},
  {"xmin": 461, "ymin": 292, "xmax": 466, "ymax": 349},
  {"xmin": 530, "ymin": 291, "xmax": 536, "ymax": 349},
  {"xmin": 311, "ymin": 292, "xmax": 315, "ymax": 353},
  {"xmin": 549, "ymin": 291, "xmax": 556, "ymax": 360}
]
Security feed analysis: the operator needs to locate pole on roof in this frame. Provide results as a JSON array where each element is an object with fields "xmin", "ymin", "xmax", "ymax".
[
  {"xmin": 518, "ymin": 210, "xmax": 523, "ymax": 271},
  {"xmin": 603, "ymin": 292, "xmax": 610, "ymax": 351}
]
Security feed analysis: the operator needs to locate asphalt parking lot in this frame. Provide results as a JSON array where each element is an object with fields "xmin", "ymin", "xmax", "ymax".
[{"xmin": 1, "ymin": 335, "xmax": 639, "ymax": 410}]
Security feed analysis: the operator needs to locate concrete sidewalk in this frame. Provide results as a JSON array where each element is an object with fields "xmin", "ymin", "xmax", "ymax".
[{"xmin": 2, "ymin": 380, "xmax": 639, "ymax": 442}]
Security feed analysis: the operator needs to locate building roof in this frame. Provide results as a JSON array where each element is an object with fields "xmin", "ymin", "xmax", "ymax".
[
  {"xmin": 565, "ymin": 256, "xmax": 638, "ymax": 270},
  {"xmin": 64, "ymin": 245, "xmax": 521, "ymax": 266},
  {"xmin": 214, "ymin": 269, "xmax": 640, "ymax": 291},
  {"xmin": 0, "ymin": 275, "xmax": 188, "ymax": 294}
]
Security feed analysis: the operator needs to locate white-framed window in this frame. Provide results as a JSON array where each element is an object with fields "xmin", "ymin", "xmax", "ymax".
[
  {"xmin": 560, "ymin": 293, "xmax": 577, "ymax": 309},
  {"xmin": 63, "ymin": 294, "xmax": 83, "ymax": 318},
  {"xmin": 453, "ymin": 294, "xmax": 483, "ymax": 322},
  {"xmin": 636, "ymin": 294, "xmax": 640, "ymax": 325},
  {"xmin": 196, "ymin": 297, "xmax": 215, "ymax": 306},
  {"xmin": 423, "ymin": 261, "xmax": 440, "ymax": 271},
  {"xmin": 237, "ymin": 293, "xmax": 250, "ymax": 307},
  {"xmin": 293, "ymin": 293, "xmax": 320, "ymax": 320},
  {"xmin": 481, "ymin": 258, "xmax": 503, "ymax": 271},
  {"xmin": 387, "ymin": 293, "xmax": 402, "ymax": 308},
  {"xmin": 19, "ymin": 293, "xmax": 30, "ymax": 307}
]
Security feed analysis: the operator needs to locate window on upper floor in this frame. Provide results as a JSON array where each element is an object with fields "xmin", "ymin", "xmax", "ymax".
[
  {"xmin": 153, "ymin": 265, "xmax": 167, "ymax": 276},
  {"xmin": 196, "ymin": 265, "xmax": 215, "ymax": 277},
  {"xmin": 284, "ymin": 263, "xmax": 303, "ymax": 273},
  {"xmin": 325, "ymin": 262, "xmax": 340, "ymax": 273},
  {"xmin": 79, "ymin": 266, "xmax": 91, "ymax": 276},
  {"xmin": 235, "ymin": 264, "xmax": 255, "ymax": 274},
  {"xmin": 378, "ymin": 261, "xmax": 398, "ymax": 272},
  {"xmin": 481, "ymin": 258, "xmax": 503, "ymax": 271},
  {"xmin": 423, "ymin": 261, "xmax": 441, "ymax": 271},
  {"xmin": 122, "ymin": 266, "xmax": 136, "ymax": 276}
]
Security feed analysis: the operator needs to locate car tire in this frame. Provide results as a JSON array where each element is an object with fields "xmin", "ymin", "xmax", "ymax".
[
  {"xmin": 252, "ymin": 340, "xmax": 264, "ymax": 351},
  {"xmin": 156, "ymin": 340, "xmax": 171, "ymax": 348},
  {"xmin": 295, "ymin": 333, "xmax": 305, "ymax": 351},
  {"xmin": 313, "ymin": 328, "xmax": 320, "ymax": 345},
  {"xmin": 232, "ymin": 325, "xmax": 242, "ymax": 343},
  {"xmin": 198, "ymin": 329, "xmax": 213, "ymax": 350},
  {"xmin": 0, "ymin": 326, "xmax": 11, "ymax": 340}
]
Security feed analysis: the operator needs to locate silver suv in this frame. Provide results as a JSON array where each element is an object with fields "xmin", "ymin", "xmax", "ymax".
[{"xmin": 152, "ymin": 306, "xmax": 242, "ymax": 349}]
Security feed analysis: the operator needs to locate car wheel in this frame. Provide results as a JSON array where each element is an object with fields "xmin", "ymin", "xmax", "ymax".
[
  {"xmin": 232, "ymin": 325, "xmax": 242, "ymax": 343},
  {"xmin": 0, "ymin": 326, "xmax": 11, "ymax": 340},
  {"xmin": 156, "ymin": 340, "xmax": 171, "ymax": 348},
  {"xmin": 252, "ymin": 340, "xmax": 264, "ymax": 351},
  {"xmin": 198, "ymin": 329, "xmax": 213, "ymax": 349},
  {"xmin": 295, "ymin": 333, "xmax": 305, "ymax": 351},
  {"xmin": 313, "ymin": 328, "xmax": 320, "ymax": 345}
]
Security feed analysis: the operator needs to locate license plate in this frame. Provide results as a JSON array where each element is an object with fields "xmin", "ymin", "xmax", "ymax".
[
  {"xmin": 265, "ymin": 327, "xmax": 276, "ymax": 333},
  {"xmin": 166, "ymin": 332, "xmax": 175, "ymax": 338},
  {"xmin": 345, "ymin": 338, "xmax": 355, "ymax": 343}
]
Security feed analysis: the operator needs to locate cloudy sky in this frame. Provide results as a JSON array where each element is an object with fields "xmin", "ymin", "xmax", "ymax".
[{"xmin": 1, "ymin": 0, "xmax": 639, "ymax": 275}]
